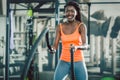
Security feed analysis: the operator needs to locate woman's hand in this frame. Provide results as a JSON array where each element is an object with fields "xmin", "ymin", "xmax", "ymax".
[
  {"xmin": 75, "ymin": 44, "xmax": 89, "ymax": 50},
  {"xmin": 48, "ymin": 47, "xmax": 56, "ymax": 54},
  {"xmin": 70, "ymin": 44, "xmax": 89, "ymax": 51}
]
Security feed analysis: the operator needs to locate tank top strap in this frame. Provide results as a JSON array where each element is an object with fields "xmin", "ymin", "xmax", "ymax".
[
  {"xmin": 59, "ymin": 23, "xmax": 62, "ymax": 30},
  {"xmin": 77, "ymin": 22, "xmax": 84, "ymax": 29},
  {"xmin": 59, "ymin": 22, "xmax": 84, "ymax": 34}
]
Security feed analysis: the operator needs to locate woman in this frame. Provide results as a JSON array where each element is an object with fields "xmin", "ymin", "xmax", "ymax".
[{"xmin": 51, "ymin": 1, "xmax": 88, "ymax": 80}]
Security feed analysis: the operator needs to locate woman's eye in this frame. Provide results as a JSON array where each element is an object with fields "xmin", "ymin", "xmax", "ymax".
[
  {"xmin": 66, "ymin": 10, "xmax": 74, "ymax": 13},
  {"xmin": 71, "ymin": 10, "xmax": 74, "ymax": 13}
]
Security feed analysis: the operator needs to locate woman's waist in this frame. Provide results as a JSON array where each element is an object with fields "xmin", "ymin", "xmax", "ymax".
[
  {"xmin": 60, "ymin": 51, "xmax": 83, "ymax": 62},
  {"xmin": 61, "ymin": 48, "xmax": 82, "ymax": 54}
]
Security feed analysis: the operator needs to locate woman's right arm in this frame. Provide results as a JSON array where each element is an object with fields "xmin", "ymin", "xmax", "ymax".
[{"xmin": 52, "ymin": 24, "xmax": 61, "ymax": 50}]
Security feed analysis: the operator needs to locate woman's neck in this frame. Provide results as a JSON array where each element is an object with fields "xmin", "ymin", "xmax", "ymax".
[
  {"xmin": 67, "ymin": 19, "xmax": 76, "ymax": 24},
  {"xmin": 65, "ymin": 20, "xmax": 79, "ymax": 28}
]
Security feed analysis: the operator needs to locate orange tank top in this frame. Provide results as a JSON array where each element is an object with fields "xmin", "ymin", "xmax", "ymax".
[{"xmin": 60, "ymin": 23, "xmax": 84, "ymax": 62}]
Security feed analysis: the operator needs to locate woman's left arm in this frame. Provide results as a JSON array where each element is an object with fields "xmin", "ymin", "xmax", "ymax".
[
  {"xmin": 79, "ymin": 23, "xmax": 87, "ymax": 45},
  {"xmin": 71, "ymin": 23, "xmax": 88, "ymax": 50}
]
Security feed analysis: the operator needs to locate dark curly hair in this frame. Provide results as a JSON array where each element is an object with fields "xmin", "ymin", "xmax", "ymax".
[{"xmin": 64, "ymin": 1, "xmax": 81, "ymax": 22}]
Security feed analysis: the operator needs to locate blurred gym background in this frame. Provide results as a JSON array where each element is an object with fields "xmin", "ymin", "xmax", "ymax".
[{"xmin": 0, "ymin": 0, "xmax": 120, "ymax": 80}]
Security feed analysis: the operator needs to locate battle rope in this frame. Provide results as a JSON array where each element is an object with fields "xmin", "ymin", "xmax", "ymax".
[{"xmin": 45, "ymin": 31, "xmax": 52, "ymax": 51}]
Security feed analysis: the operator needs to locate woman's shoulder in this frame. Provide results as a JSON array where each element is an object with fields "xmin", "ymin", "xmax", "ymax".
[
  {"xmin": 78, "ymin": 22, "xmax": 86, "ymax": 27},
  {"xmin": 56, "ymin": 22, "xmax": 65, "ymax": 30},
  {"xmin": 78, "ymin": 22, "xmax": 87, "ymax": 33}
]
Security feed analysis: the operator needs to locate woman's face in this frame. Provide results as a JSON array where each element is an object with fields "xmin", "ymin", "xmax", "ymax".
[{"xmin": 65, "ymin": 6, "xmax": 77, "ymax": 22}]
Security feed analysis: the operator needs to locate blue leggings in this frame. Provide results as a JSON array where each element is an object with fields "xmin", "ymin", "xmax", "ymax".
[{"xmin": 54, "ymin": 60, "xmax": 88, "ymax": 80}]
